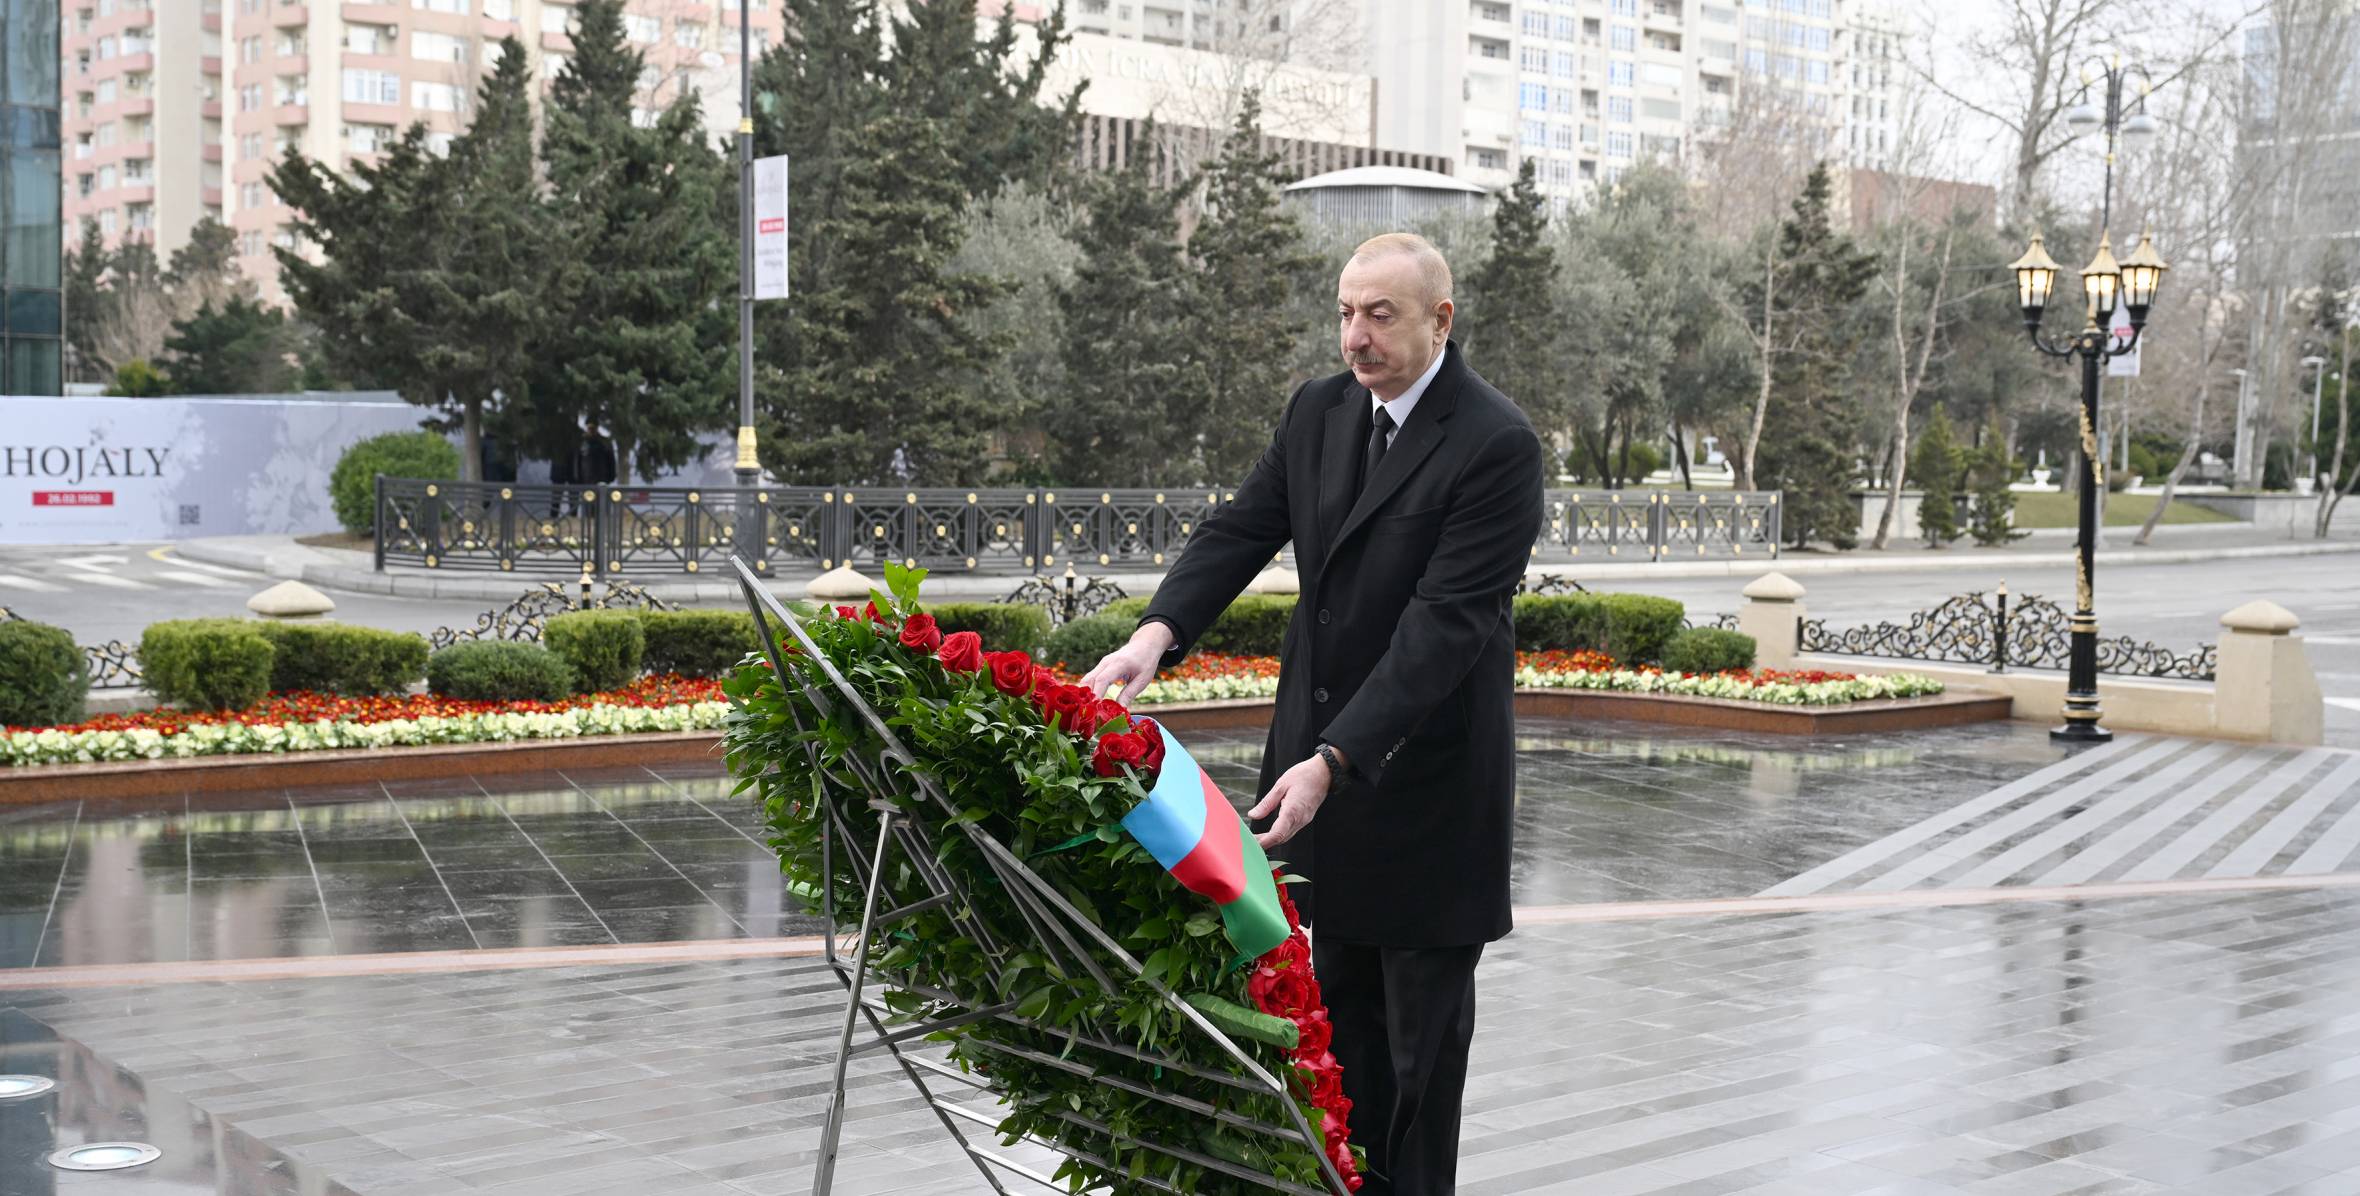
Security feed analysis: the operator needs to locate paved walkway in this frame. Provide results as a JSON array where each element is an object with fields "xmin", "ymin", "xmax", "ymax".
[{"xmin": 8, "ymin": 718, "xmax": 2360, "ymax": 1194}]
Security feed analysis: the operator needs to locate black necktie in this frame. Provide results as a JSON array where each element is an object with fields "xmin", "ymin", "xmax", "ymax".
[{"xmin": 1360, "ymin": 406, "xmax": 1394, "ymax": 498}]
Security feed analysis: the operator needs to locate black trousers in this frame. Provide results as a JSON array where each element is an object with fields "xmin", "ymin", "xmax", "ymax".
[{"xmin": 1311, "ymin": 938, "xmax": 1485, "ymax": 1196}]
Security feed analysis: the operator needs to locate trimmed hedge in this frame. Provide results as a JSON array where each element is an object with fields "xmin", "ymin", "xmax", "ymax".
[
  {"xmin": 253, "ymin": 622, "xmax": 428, "ymax": 695},
  {"xmin": 426, "ymin": 640, "xmax": 576, "ymax": 702},
  {"xmin": 1660, "ymin": 627, "xmax": 1757, "ymax": 675},
  {"xmin": 140, "ymin": 618, "xmax": 276, "ymax": 711},
  {"xmin": 329, "ymin": 430, "xmax": 460, "ymax": 534},
  {"xmin": 1039, "ymin": 612, "xmax": 1136, "ymax": 674},
  {"xmin": 543, "ymin": 610, "xmax": 646, "ymax": 693},
  {"xmin": 638, "ymin": 609, "xmax": 763, "ymax": 678},
  {"xmin": 1103, "ymin": 594, "xmax": 1297, "ymax": 657},
  {"xmin": 929, "ymin": 603, "xmax": 1052, "ymax": 654},
  {"xmin": 0, "ymin": 619, "xmax": 90, "ymax": 728},
  {"xmin": 1512, "ymin": 593, "xmax": 1687, "ymax": 663}
]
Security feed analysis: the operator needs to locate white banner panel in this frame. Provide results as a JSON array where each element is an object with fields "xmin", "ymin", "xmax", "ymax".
[
  {"xmin": 754, "ymin": 154, "xmax": 790, "ymax": 301},
  {"xmin": 0, "ymin": 395, "xmax": 439, "ymax": 545}
]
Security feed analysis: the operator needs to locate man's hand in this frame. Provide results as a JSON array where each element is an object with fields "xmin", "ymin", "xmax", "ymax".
[
  {"xmin": 1248, "ymin": 755, "xmax": 1336, "ymax": 849},
  {"xmin": 1080, "ymin": 622, "xmax": 1176, "ymax": 704}
]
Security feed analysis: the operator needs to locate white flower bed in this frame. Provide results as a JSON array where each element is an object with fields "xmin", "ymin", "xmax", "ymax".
[
  {"xmin": 1514, "ymin": 665, "xmax": 1945, "ymax": 705},
  {"xmin": 1, "ymin": 701, "xmax": 731, "ymax": 768}
]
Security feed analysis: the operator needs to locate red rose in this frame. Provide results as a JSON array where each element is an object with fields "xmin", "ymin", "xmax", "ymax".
[
  {"xmin": 937, "ymin": 631, "xmax": 985, "ymax": 674},
  {"xmin": 1042, "ymin": 684, "xmax": 1091, "ymax": 732},
  {"xmin": 864, "ymin": 600, "xmax": 887, "ymax": 625},
  {"xmin": 834, "ymin": 604, "xmax": 858, "ymax": 620},
  {"xmin": 986, "ymin": 650, "xmax": 1034, "ymax": 697},
  {"xmin": 1250, "ymin": 963, "xmax": 1316, "ymax": 1018},
  {"xmin": 1275, "ymin": 877, "xmax": 1303, "ymax": 931},
  {"xmin": 1269, "ymin": 931, "xmax": 1310, "ymax": 973},
  {"xmin": 1086, "ymin": 698, "xmax": 1130, "ymax": 735},
  {"xmin": 897, "ymin": 612, "xmax": 942, "ymax": 654},
  {"xmin": 1320, "ymin": 1109, "xmax": 1351, "ymax": 1146},
  {"xmin": 1326, "ymin": 1136, "xmax": 1358, "ymax": 1180},
  {"xmin": 1293, "ymin": 1009, "xmax": 1333, "ymax": 1057},
  {"xmin": 1132, "ymin": 717, "xmax": 1166, "ymax": 770},
  {"xmin": 1304, "ymin": 1052, "xmax": 1345, "ymax": 1108},
  {"xmin": 1092, "ymin": 731, "xmax": 1149, "ymax": 777},
  {"xmin": 1031, "ymin": 665, "xmax": 1062, "ymax": 697}
]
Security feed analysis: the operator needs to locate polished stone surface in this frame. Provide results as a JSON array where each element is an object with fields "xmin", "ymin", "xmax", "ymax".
[
  {"xmin": 2, "ymin": 718, "xmax": 2097, "ymax": 970},
  {"xmin": 10, "ymin": 886, "xmax": 2360, "ymax": 1194}
]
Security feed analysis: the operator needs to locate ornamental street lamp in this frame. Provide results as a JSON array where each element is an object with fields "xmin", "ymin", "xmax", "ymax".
[
  {"xmin": 734, "ymin": 6, "xmax": 762, "ymax": 563},
  {"xmin": 2007, "ymin": 57, "xmax": 2167, "ymax": 744}
]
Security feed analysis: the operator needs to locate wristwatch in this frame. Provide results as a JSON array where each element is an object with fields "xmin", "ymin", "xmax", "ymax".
[{"xmin": 1314, "ymin": 743, "xmax": 1347, "ymax": 784}]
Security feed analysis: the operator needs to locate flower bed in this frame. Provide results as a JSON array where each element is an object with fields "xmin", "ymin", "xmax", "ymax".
[
  {"xmin": 2, "ymin": 675, "xmax": 730, "ymax": 767},
  {"xmin": 1137, "ymin": 649, "xmax": 1945, "ymax": 707},
  {"xmin": 1, "ymin": 638, "xmax": 1945, "ymax": 769}
]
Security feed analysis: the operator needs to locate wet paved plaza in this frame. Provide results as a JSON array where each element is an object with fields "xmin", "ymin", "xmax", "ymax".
[{"xmin": 5, "ymin": 717, "xmax": 2360, "ymax": 1193}]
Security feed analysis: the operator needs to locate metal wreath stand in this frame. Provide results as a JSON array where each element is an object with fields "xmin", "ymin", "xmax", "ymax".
[{"xmin": 730, "ymin": 559, "xmax": 1351, "ymax": 1196}]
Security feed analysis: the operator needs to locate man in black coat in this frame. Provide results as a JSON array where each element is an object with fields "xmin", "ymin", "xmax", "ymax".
[{"xmin": 1083, "ymin": 233, "xmax": 1544, "ymax": 1196}]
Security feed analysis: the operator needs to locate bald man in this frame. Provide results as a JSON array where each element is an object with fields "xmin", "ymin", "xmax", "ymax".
[{"xmin": 1085, "ymin": 233, "xmax": 1545, "ymax": 1195}]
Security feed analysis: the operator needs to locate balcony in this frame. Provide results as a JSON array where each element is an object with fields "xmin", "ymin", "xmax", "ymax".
[
  {"xmin": 273, "ymin": 5, "xmax": 308, "ymax": 27},
  {"xmin": 117, "ymin": 184, "xmax": 154, "ymax": 204},
  {"xmin": 342, "ymin": 102, "xmax": 403, "ymax": 126},
  {"xmin": 118, "ymin": 97, "xmax": 154, "ymax": 116},
  {"xmin": 203, "ymin": 56, "xmax": 221, "ymax": 74},
  {"xmin": 340, "ymin": 1, "xmax": 403, "ymax": 19},
  {"xmin": 273, "ymin": 103, "xmax": 310, "ymax": 126},
  {"xmin": 205, "ymin": 143, "xmax": 223, "ymax": 161},
  {"xmin": 541, "ymin": 31, "xmax": 571, "ymax": 51},
  {"xmin": 205, "ymin": 186, "xmax": 224, "ymax": 206},
  {"xmin": 204, "ymin": 100, "xmax": 222, "ymax": 117}
]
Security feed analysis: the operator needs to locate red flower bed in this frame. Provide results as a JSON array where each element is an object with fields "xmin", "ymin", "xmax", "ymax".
[{"xmin": 11, "ymin": 673, "xmax": 723, "ymax": 737}]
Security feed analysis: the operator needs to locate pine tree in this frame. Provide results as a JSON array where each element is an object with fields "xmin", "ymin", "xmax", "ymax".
[
  {"xmin": 529, "ymin": 0, "xmax": 731, "ymax": 483},
  {"xmin": 1910, "ymin": 404, "xmax": 1963, "ymax": 546},
  {"xmin": 1754, "ymin": 164, "xmax": 1876, "ymax": 548},
  {"xmin": 1966, "ymin": 430, "xmax": 2028, "ymax": 545},
  {"xmin": 1052, "ymin": 126, "xmax": 1199, "ymax": 487},
  {"xmin": 61, "ymin": 219, "xmax": 110, "ymax": 382},
  {"xmin": 881, "ymin": 0, "xmax": 1083, "ymax": 198},
  {"xmin": 1468, "ymin": 160, "xmax": 1560, "ymax": 428},
  {"xmin": 761, "ymin": 112, "xmax": 1011, "ymax": 485},
  {"xmin": 1189, "ymin": 91, "xmax": 1315, "ymax": 486},
  {"xmin": 162, "ymin": 297, "xmax": 297, "ymax": 394}
]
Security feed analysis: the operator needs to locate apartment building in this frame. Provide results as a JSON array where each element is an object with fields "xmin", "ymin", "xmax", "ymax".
[
  {"xmin": 1341, "ymin": 0, "xmax": 1902, "ymax": 205},
  {"xmin": 62, "ymin": 0, "xmax": 788, "ymax": 303}
]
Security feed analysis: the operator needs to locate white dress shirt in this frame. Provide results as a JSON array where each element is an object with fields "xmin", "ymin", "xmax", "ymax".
[{"xmin": 1369, "ymin": 347, "xmax": 1447, "ymax": 448}]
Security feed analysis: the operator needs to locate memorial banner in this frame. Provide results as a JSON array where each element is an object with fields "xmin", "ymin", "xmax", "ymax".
[{"xmin": 0, "ymin": 396, "xmax": 434, "ymax": 544}]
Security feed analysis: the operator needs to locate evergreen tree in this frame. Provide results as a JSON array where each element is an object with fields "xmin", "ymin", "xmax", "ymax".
[
  {"xmin": 274, "ymin": 39, "xmax": 543, "ymax": 480},
  {"xmin": 529, "ymin": 0, "xmax": 731, "ymax": 483},
  {"xmin": 1468, "ymin": 160, "xmax": 1560, "ymax": 430},
  {"xmin": 1052, "ymin": 126, "xmax": 1199, "ymax": 487},
  {"xmin": 274, "ymin": 127, "xmax": 455, "ymax": 448},
  {"xmin": 164, "ymin": 219, "xmax": 250, "ymax": 314},
  {"xmin": 62, "ymin": 218, "xmax": 108, "ymax": 383},
  {"xmin": 162, "ymin": 297, "xmax": 297, "ymax": 394},
  {"xmin": 761, "ymin": 111, "xmax": 1011, "ymax": 484},
  {"xmin": 1189, "ymin": 91, "xmax": 1315, "ymax": 486},
  {"xmin": 1753, "ymin": 164, "xmax": 1876, "ymax": 548},
  {"xmin": 1910, "ymin": 404, "xmax": 1963, "ymax": 546},
  {"xmin": 1965, "ymin": 430, "xmax": 2028, "ymax": 545},
  {"xmin": 881, "ymin": 0, "xmax": 1083, "ymax": 198}
]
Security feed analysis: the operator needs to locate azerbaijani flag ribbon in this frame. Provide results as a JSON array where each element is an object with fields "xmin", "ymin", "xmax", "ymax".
[{"xmin": 1119, "ymin": 724, "xmax": 1292, "ymax": 962}]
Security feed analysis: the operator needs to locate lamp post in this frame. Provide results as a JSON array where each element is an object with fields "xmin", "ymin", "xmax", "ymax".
[
  {"xmin": 2006, "ymin": 58, "xmax": 2168, "ymax": 744},
  {"xmin": 733, "ymin": 2, "xmax": 762, "ymax": 566},
  {"xmin": 2301, "ymin": 354, "xmax": 2328, "ymax": 494}
]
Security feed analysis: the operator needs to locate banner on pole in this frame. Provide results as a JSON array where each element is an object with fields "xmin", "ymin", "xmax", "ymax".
[
  {"xmin": 2106, "ymin": 299, "xmax": 2140, "ymax": 377},
  {"xmin": 754, "ymin": 154, "xmax": 789, "ymax": 301}
]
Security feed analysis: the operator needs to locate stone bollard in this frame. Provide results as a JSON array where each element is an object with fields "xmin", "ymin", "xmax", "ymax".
[
  {"xmin": 2213, "ymin": 600, "xmax": 2323, "ymax": 745},
  {"xmin": 1737, "ymin": 571, "xmax": 1806, "ymax": 669},
  {"xmin": 246, "ymin": 580, "xmax": 335, "ymax": 619},
  {"xmin": 805, "ymin": 564, "xmax": 877, "ymax": 602}
]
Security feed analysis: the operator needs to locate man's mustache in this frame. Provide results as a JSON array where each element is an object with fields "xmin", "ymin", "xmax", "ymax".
[{"xmin": 1348, "ymin": 355, "xmax": 1384, "ymax": 366}]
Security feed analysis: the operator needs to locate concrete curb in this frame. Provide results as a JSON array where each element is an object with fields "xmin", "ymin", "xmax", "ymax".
[{"xmin": 172, "ymin": 533, "xmax": 2360, "ymax": 603}]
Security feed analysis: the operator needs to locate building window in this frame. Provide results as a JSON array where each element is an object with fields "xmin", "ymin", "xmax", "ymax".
[
  {"xmin": 413, "ymin": 31, "xmax": 469, "ymax": 61},
  {"xmin": 1520, "ymin": 46, "xmax": 1546, "ymax": 71},
  {"xmin": 1550, "ymin": 123, "xmax": 1575, "ymax": 149},
  {"xmin": 412, "ymin": 81, "xmax": 464, "ymax": 112},
  {"xmin": 1519, "ymin": 82, "xmax": 1547, "ymax": 111},
  {"xmin": 341, "ymin": 69, "xmax": 401, "ymax": 105},
  {"xmin": 1552, "ymin": 14, "xmax": 1575, "ymax": 39},
  {"xmin": 1471, "ymin": 146, "xmax": 1506, "ymax": 170},
  {"xmin": 346, "ymin": 24, "xmax": 395, "ymax": 54},
  {"xmin": 236, "ymin": 84, "xmax": 262, "ymax": 111},
  {"xmin": 1521, "ymin": 118, "xmax": 1545, "ymax": 146},
  {"xmin": 1807, "ymin": 59, "xmax": 1829, "ymax": 82},
  {"xmin": 623, "ymin": 13, "xmax": 660, "ymax": 42},
  {"xmin": 484, "ymin": 0, "xmax": 513, "ymax": 17},
  {"xmin": 1607, "ymin": 95, "xmax": 1632, "ymax": 122},
  {"xmin": 240, "ymin": 229, "xmax": 264, "ymax": 256},
  {"xmin": 1610, "ymin": 25, "xmax": 1634, "ymax": 50},
  {"xmin": 127, "ymin": 203, "xmax": 152, "ymax": 230},
  {"xmin": 1549, "ymin": 159, "xmax": 1573, "ymax": 184},
  {"xmin": 1551, "ymin": 88, "xmax": 1575, "ymax": 113},
  {"xmin": 274, "ymin": 76, "xmax": 306, "ymax": 106},
  {"xmin": 240, "ymin": 181, "xmax": 263, "ymax": 208},
  {"xmin": 675, "ymin": 23, "xmax": 704, "ymax": 49},
  {"xmin": 95, "ymin": 79, "xmax": 116, "ymax": 103},
  {"xmin": 239, "ymin": 132, "xmax": 262, "ymax": 158},
  {"xmin": 345, "ymin": 123, "xmax": 394, "ymax": 152},
  {"xmin": 1610, "ymin": 0, "xmax": 1635, "ymax": 14},
  {"xmin": 413, "ymin": 0, "xmax": 470, "ymax": 13},
  {"xmin": 1605, "ymin": 130, "xmax": 1632, "ymax": 157},
  {"xmin": 540, "ymin": 3, "xmax": 572, "ymax": 34},
  {"xmin": 1552, "ymin": 51, "xmax": 1576, "ymax": 77},
  {"xmin": 239, "ymin": 36, "xmax": 262, "ymax": 64},
  {"xmin": 1607, "ymin": 61, "xmax": 1632, "ymax": 85}
]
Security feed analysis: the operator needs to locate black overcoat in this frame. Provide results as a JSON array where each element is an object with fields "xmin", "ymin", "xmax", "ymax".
[{"xmin": 1140, "ymin": 341, "xmax": 1544, "ymax": 948}]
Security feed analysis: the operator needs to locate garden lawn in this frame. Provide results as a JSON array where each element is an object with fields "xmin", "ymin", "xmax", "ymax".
[{"xmin": 2009, "ymin": 491, "xmax": 2238, "ymax": 528}]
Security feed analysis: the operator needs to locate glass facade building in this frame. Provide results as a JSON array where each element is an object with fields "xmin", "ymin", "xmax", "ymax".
[{"xmin": 3, "ymin": 0, "xmax": 61, "ymax": 395}]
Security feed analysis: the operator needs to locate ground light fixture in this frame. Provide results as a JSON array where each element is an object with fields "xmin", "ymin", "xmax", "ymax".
[
  {"xmin": 0, "ymin": 1074, "xmax": 56, "ymax": 1099},
  {"xmin": 48, "ymin": 1142, "xmax": 163, "ymax": 1171}
]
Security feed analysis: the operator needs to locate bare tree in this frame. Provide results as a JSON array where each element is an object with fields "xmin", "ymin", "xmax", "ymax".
[
  {"xmin": 2315, "ymin": 302, "xmax": 2356, "ymax": 535},
  {"xmin": 2227, "ymin": 0, "xmax": 2356, "ymax": 491}
]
